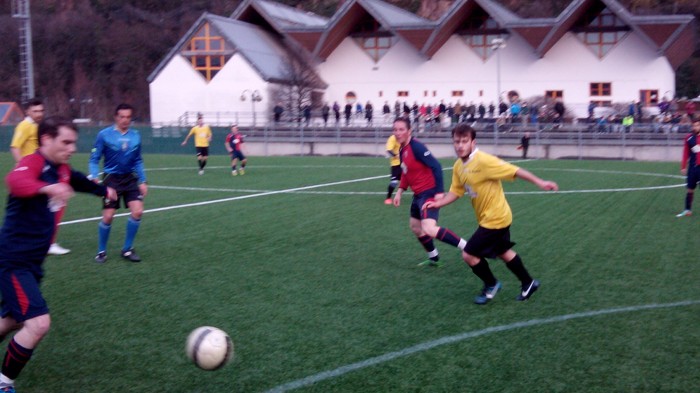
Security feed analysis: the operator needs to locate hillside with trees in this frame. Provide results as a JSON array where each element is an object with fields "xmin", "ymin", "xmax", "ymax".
[{"xmin": 0, "ymin": 0, "xmax": 697, "ymax": 121}]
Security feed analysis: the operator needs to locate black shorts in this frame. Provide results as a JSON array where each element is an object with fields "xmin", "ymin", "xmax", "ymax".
[
  {"xmin": 410, "ymin": 190, "xmax": 439, "ymax": 221},
  {"xmin": 465, "ymin": 226, "xmax": 516, "ymax": 259},
  {"xmin": 102, "ymin": 173, "xmax": 143, "ymax": 210},
  {"xmin": 687, "ymin": 166, "xmax": 700, "ymax": 189},
  {"xmin": 390, "ymin": 165, "xmax": 402, "ymax": 182},
  {"xmin": 0, "ymin": 266, "xmax": 48, "ymax": 322},
  {"xmin": 196, "ymin": 147, "xmax": 209, "ymax": 157},
  {"xmin": 231, "ymin": 150, "xmax": 246, "ymax": 161}
]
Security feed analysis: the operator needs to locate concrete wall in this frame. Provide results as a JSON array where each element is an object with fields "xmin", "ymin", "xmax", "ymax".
[{"xmin": 241, "ymin": 139, "xmax": 682, "ymax": 162}]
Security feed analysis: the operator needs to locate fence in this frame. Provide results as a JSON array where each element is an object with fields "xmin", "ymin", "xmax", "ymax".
[{"xmin": 0, "ymin": 121, "xmax": 688, "ymax": 162}]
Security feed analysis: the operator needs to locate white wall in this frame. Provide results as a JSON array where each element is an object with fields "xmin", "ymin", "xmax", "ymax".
[
  {"xmin": 149, "ymin": 54, "xmax": 272, "ymax": 125},
  {"xmin": 316, "ymin": 31, "xmax": 675, "ymax": 118},
  {"xmin": 151, "ymin": 25, "xmax": 677, "ymax": 122}
]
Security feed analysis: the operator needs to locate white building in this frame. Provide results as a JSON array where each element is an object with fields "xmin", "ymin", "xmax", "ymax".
[{"xmin": 147, "ymin": 0, "xmax": 696, "ymax": 125}]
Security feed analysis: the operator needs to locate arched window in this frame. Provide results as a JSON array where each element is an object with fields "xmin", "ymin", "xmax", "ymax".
[{"xmin": 181, "ymin": 22, "xmax": 233, "ymax": 81}]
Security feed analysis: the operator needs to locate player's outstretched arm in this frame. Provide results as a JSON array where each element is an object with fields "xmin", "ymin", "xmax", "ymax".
[
  {"xmin": 424, "ymin": 192, "xmax": 459, "ymax": 210},
  {"xmin": 515, "ymin": 168, "xmax": 559, "ymax": 191}
]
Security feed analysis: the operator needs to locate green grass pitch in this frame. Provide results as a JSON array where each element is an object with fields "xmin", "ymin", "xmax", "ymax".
[{"xmin": 0, "ymin": 153, "xmax": 698, "ymax": 392}]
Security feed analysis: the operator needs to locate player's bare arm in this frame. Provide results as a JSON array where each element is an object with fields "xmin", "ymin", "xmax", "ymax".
[
  {"xmin": 424, "ymin": 191, "xmax": 459, "ymax": 210},
  {"xmin": 515, "ymin": 168, "xmax": 559, "ymax": 191},
  {"xmin": 393, "ymin": 188, "xmax": 404, "ymax": 207}
]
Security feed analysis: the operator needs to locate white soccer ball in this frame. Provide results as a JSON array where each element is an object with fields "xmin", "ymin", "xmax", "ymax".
[{"xmin": 185, "ymin": 326, "xmax": 233, "ymax": 370}]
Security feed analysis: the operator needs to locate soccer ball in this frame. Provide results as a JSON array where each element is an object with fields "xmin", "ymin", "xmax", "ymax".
[{"xmin": 185, "ymin": 326, "xmax": 234, "ymax": 370}]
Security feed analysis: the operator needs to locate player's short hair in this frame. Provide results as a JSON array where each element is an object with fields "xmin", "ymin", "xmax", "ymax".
[
  {"xmin": 23, "ymin": 98, "xmax": 43, "ymax": 109},
  {"xmin": 692, "ymin": 114, "xmax": 700, "ymax": 123},
  {"xmin": 114, "ymin": 103, "xmax": 134, "ymax": 115},
  {"xmin": 38, "ymin": 116, "xmax": 78, "ymax": 145},
  {"xmin": 394, "ymin": 116, "xmax": 411, "ymax": 130},
  {"xmin": 452, "ymin": 123, "xmax": 477, "ymax": 139}
]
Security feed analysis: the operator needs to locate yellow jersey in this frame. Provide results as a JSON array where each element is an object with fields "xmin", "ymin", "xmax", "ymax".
[
  {"xmin": 187, "ymin": 125, "xmax": 212, "ymax": 147},
  {"xmin": 385, "ymin": 135, "xmax": 401, "ymax": 166},
  {"xmin": 449, "ymin": 149, "xmax": 519, "ymax": 229},
  {"xmin": 10, "ymin": 118, "xmax": 39, "ymax": 157}
]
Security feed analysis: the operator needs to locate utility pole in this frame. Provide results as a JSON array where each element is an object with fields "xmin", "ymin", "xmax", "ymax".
[{"xmin": 12, "ymin": 0, "xmax": 36, "ymax": 101}]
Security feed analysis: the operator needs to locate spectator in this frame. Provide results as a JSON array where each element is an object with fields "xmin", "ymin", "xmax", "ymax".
[
  {"xmin": 321, "ymin": 102, "xmax": 330, "ymax": 126},
  {"xmin": 333, "ymin": 101, "xmax": 340, "ymax": 124},
  {"xmin": 273, "ymin": 103, "xmax": 284, "ymax": 123}
]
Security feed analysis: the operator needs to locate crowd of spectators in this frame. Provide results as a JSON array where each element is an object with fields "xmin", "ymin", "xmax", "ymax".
[{"xmin": 271, "ymin": 95, "xmax": 697, "ymax": 134}]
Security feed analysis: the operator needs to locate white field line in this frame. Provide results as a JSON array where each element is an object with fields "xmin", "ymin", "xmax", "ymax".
[
  {"xmin": 59, "ymin": 174, "xmax": 388, "ymax": 225},
  {"xmin": 264, "ymin": 300, "xmax": 700, "ymax": 393},
  {"xmin": 59, "ymin": 167, "xmax": 684, "ymax": 226}
]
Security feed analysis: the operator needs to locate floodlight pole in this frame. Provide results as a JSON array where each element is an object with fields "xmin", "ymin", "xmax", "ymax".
[
  {"xmin": 12, "ymin": 0, "xmax": 35, "ymax": 101},
  {"xmin": 491, "ymin": 37, "xmax": 506, "ymax": 108}
]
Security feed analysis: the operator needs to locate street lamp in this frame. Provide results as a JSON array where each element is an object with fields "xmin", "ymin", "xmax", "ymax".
[
  {"xmin": 491, "ymin": 37, "xmax": 506, "ymax": 107},
  {"xmin": 241, "ymin": 89, "xmax": 262, "ymax": 127},
  {"xmin": 69, "ymin": 97, "xmax": 93, "ymax": 119}
]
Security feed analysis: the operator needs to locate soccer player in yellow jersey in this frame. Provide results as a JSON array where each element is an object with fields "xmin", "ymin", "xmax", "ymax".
[
  {"xmin": 181, "ymin": 115, "xmax": 212, "ymax": 175},
  {"xmin": 10, "ymin": 99, "xmax": 70, "ymax": 256},
  {"xmin": 10, "ymin": 99, "xmax": 43, "ymax": 162},
  {"xmin": 384, "ymin": 134, "xmax": 402, "ymax": 204},
  {"xmin": 425, "ymin": 124, "xmax": 558, "ymax": 305}
]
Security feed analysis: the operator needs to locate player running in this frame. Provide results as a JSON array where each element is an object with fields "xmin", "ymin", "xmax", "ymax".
[
  {"xmin": 225, "ymin": 124, "xmax": 247, "ymax": 176},
  {"xmin": 0, "ymin": 117, "xmax": 115, "ymax": 393},
  {"xmin": 424, "ymin": 124, "xmax": 558, "ymax": 304},
  {"xmin": 392, "ymin": 117, "xmax": 468, "ymax": 267},
  {"xmin": 676, "ymin": 116, "xmax": 700, "ymax": 217}
]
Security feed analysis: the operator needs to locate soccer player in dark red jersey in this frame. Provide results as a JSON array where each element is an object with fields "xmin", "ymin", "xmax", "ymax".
[
  {"xmin": 677, "ymin": 116, "xmax": 700, "ymax": 217},
  {"xmin": 225, "ymin": 124, "xmax": 248, "ymax": 176},
  {"xmin": 0, "ymin": 117, "xmax": 116, "ymax": 393},
  {"xmin": 391, "ymin": 117, "xmax": 468, "ymax": 267}
]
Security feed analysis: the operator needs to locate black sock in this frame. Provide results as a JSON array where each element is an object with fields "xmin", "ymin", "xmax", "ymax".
[
  {"xmin": 202, "ymin": 160, "xmax": 207, "ymax": 169},
  {"xmin": 2, "ymin": 338, "xmax": 33, "ymax": 380},
  {"xmin": 418, "ymin": 235, "xmax": 439, "ymax": 261},
  {"xmin": 686, "ymin": 192, "xmax": 694, "ymax": 210},
  {"xmin": 387, "ymin": 185, "xmax": 395, "ymax": 199},
  {"xmin": 470, "ymin": 258, "xmax": 497, "ymax": 287},
  {"xmin": 198, "ymin": 160, "xmax": 204, "ymax": 170},
  {"xmin": 436, "ymin": 227, "xmax": 466, "ymax": 249},
  {"xmin": 505, "ymin": 254, "xmax": 533, "ymax": 285}
]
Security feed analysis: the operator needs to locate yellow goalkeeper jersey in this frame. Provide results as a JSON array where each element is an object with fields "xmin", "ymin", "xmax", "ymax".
[
  {"xmin": 10, "ymin": 118, "xmax": 39, "ymax": 157},
  {"xmin": 187, "ymin": 125, "xmax": 212, "ymax": 147},
  {"xmin": 449, "ymin": 149, "xmax": 519, "ymax": 229}
]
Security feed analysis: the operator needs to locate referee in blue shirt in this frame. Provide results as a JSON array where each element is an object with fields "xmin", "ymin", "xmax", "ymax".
[{"xmin": 89, "ymin": 103, "xmax": 147, "ymax": 263}]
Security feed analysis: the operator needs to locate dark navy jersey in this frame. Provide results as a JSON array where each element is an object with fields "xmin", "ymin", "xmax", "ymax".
[
  {"xmin": 226, "ymin": 132, "xmax": 244, "ymax": 152},
  {"xmin": 0, "ymin": 152, "xmax": 107, "ymax": 270},
  {"xmin": 681, "ymin": 132, "xmax": 700, "ymax": 170},
  {"xmin": 398, "ymin": 138, "xmax": 444, "ymax": 195}
]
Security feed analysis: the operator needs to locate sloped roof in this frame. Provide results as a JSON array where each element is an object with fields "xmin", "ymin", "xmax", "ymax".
[
  {"xmin": 232, "ymin": 0, "xmax": 328, "ymax": 30},
  {"xmin": 0, "ymin": 102, "xmax": 24, "ymax": 126},
  {"xmin": 424, "ymin": 0, "xmax": 515, "ymax": 58},
  {"xmin": 534, "ymin": 0, "xmax": 686, "ymax": 58},
  {"xmin": 147, "ymin": 13, "xmax": 326, "ymax": 87},
  {"xmin": 232, "ymin": 0, "xmax": 328, "ymax": 53},
  {"xmin": 314, "ymin": 0, "xmax": 434, "ymax": 59}
]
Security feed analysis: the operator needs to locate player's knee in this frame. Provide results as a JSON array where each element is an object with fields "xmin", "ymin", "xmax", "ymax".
[
  {"xmin": 420, "ymin": 221, "xmax": 438, "ymax": 237},
  {"xmin": 462, "ymin": 251, "xmax": 480, "ymax": 266},
  {"xmin": 130, "ymin": 205, "xmax": 144, "ymax": 219},
  {"xmin": 389, "ymin": 180, "xmax": 398, "ymax": 188},
  {"xmin": 24, "ymin": 314, "xmax": 51, "ymax": 339}
]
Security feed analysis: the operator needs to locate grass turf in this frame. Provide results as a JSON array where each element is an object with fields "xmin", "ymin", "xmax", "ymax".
[{"xmin": 0, "ymin": 153, "xmax": 697, "ymax": 392}]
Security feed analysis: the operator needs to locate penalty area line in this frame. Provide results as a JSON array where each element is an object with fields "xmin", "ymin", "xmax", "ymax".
[{"xmin": 264, "ymin": 299, "xmax": 700, "ymax": 393}]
